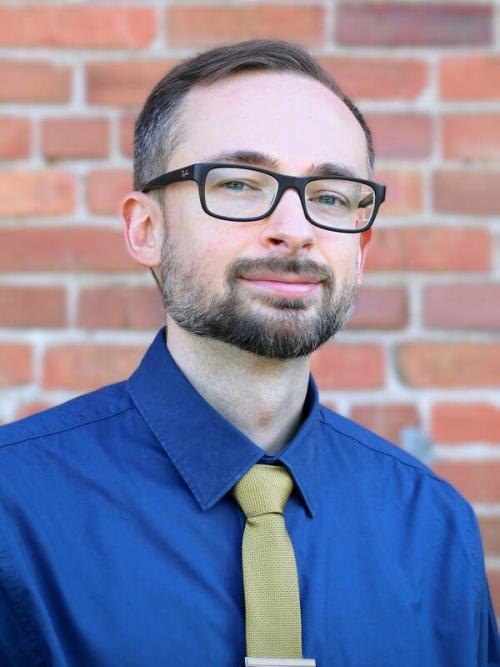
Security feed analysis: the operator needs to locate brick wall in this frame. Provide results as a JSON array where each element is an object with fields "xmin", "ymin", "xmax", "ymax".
[{"xmin": 0, "ymin": 1, "xmax": 498, "ymax": 618}]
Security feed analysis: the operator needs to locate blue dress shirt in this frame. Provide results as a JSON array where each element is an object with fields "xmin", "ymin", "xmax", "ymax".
[{"xmin": 0, "ymin": 326, "xmax": 498, "ymax": 667}]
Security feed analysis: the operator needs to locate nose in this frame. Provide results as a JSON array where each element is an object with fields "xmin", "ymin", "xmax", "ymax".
[{"xmin": 260, "ymin": 187, "xmax": 315, "ymax": 254}]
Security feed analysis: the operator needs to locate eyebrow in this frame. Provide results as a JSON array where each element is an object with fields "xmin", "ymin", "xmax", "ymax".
[{"xmin": 200, "ymin": 150, "xmax": 362, "ymax": 179}]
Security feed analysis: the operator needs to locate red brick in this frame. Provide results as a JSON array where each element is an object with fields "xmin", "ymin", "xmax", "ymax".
[
  {"xmin": 87, "ymin": 61, "xmax": 176, "ymax": 108},
  {"xmin": 372, "ymin": 170, "xmax": 423, "ymax": 216},
  {"xmin": 397, "ymin": 342, "xmax": 500, "ymax": 388},
  {"xmin": 43, "ymin": 343, "xmax": 145, "ymax": 391},
  {"xmin": 0, "ymin": 171, "xmax": 75, "ymax": 218},
  {"xmin": 167, "ymin": 4, "xmax": 324, "ymax": 48},
  {"xmin": 86, "ymin": 170, "xmax": 132, "ymax": 215},
  {"xmin": 0, "ymin": 6, "xmax": 155, "ymax": 49},
  {"xmin": 336, "ymin": 3, "xmax": 492, "ymax": 46},
  {"xmin": 350, "ymin": 403, "xmax": 419, "ymax": 445},
  {"xmin": 432, "ymin": 403, "xmax": 500, "ymax": 445},
  {"xmin": 42, "ymin": 117, "xmax": 109, "ymax": 160},
  {"xmin": 311, "ymin": 344, "xmax": 385, "ymax": 389},
  {"xmin": 77, "ymin": 286, "xmax": 163, "ymax": 330},
  {"xmin": 15, "ymin": 402, "xmax": 54, "ymax": 421},
  {"xmin": 0, "ymin": 61, "xmax": 70, "ymax": 103},
  {"xmin": 120, "ymin": 114, "xmax": 136, "ymax": 157},
  {"xmin": 487, "ymin": 570, "xmax": 500, "ymax": 619},
  {"xmin": 366, "ymin": 227, "xmax": 490, "ymax": 272},
  {"xmin": 347, "ymin": 286, "xmax": 408, "ymax": 329},
  {"xmin": 0, "ymin": 228, "xmax": 139, "ymax": 272},
  {"xmin": 442, "ymin": 114, "xmax": 500, "ymax": 161},
  {"xmin": 440, "ymin": 56, "xmax": 500, "ymax": 100},
  {"xmin": 479, "ymin": 517, "xmax": 500, "ymax": 555},
  {"xmin": 0, "ymin": 117, "xmax": 30, "ymax": 159},
  {"xmin": 318, "ymin": 57, "xmax": 427, "ymax": 100},
  {"xmin": 0, "ymin": 344, "xmax": 31, "ymax": 387},
  {"xmin": 432, "ymin": 461, "xmax": 500, "ymax": 503},
  {"xmin": 434, "ymin": 170, "xmax": 500, "ymax": 215},
  {"xmin": 424, "ymin": 284, "xmax": 500, "ymax": 330},
  {"xmin": 0, "ymin": 286, "xmax": 65, "ymax": 328},
  {"xmin": 366, "ymin": 113, "xmax": 432, "ymax": 159}
]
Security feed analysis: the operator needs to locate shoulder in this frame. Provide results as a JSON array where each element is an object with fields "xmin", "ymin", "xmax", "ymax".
[
  {"xmin": 0, "ymin": 381, "xmax": 135, "ymax": 457},
  {"xmin": 318, "ymin": 403, "xmax": 474, "ymax": 517}
]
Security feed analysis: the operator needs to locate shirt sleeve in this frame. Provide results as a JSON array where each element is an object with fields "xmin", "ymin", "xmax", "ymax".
[{"xmin": 467, "ymin": 504, "xmax": 500, "ymax": 666}]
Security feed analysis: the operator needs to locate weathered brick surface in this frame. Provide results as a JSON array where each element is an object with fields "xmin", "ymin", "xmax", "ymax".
[
  {"xmin": 0, "ymin": 344, "xmax": 32, "ymax": 387},
  {"xmin": 0, "ymin": 171, "xmax": 75, "ymax": 218},
  {"xmin": 0, "ymin": 286, "xmax": 66, "ymax": 327},
  {"xmin": 372, "ymin": 170, "xmax": 423, "ymax": 216},
  {"xmin": 0, "ymin": 61, "xmax": 71, "ymax": 103},
  {"xmin": 77, "ymin": 286, "xmax": 164, "ymax": 330},
  {"xmin": 397, "ymin": 343, "xmax": 500, "ymax": 388},
  {"xmin": 488, "ymin": 572, "xmax": 500, "ymax": 619},
  {"xmin": 0, "ymin": 117, "xmax": 30, "ymax": 158},
  {"xmin": 86, "ymin": 169, "xmax": 132, "ymax": 215},
  {"xmin": 347, "ymin": 286, "xmax": 408, "ymax": 329},
  {"xmin": 440, "ymin": 56, "xmax": 500, "ymax": 100},
  {"xmin": 432, "ymin": 462, "xmax": 500, "ymax": 502},
  {"xmin": 0, "ymin": 229, "xmax": 138, "ymax": 272},
  {"xmin": 87, "ymin": 61, "xmax": 177, "ymax": 107},
  {"xmin": 479, "ymin": 517, "xmax": 500, "ymax": 554},
  {"xmin": 336, "ymin": 3, "xmax": 492, "ymax": 47},
  {"xmin": 366, "ymin": 228, "xmax": 490, "ymax": 272},
  {"xmin": 42, "ymin": 117, "xmax": 109, "ymax": 160},
  {"xmin": 442, "ymin": 114, "xmax": 500, "ymax": 160},
  {"xmin": 0, "ymin": 6, "xmax": 156, "ymax": 49},
  {"xmin": 43, "ymin": 343, "xmax": 145, "ymax": 391},
  {"xmin": 120, "ymin": 114, "xmax": 136, "ymax": 157},
  {"xmin": 424, "ymin": 284, "xmax": 500, "ymax": 330},
  {"xmin": 318, "ymin": 57, "xmax": 427, "ymax": 100},
  {"xmin": 166, "ymin": 5, "xmax": 325, "ymax": 48},
  {"xmin": 432, "ymin": 403, "xmax": 500, "ymax": 444},
  {"xmin": 311, "ymin": 344, "xmax": 385, "ymax": 389},
  {"xmin": 14, "ymin": 402, "xmax": 54, "ymax": 421},
  {"xmin": 350, "ymin": 404, "xmax": 419, "ymax": 445},
  {"xmin": 366, "ymin": 113, "xmax": 432, "ymax": 159},
  {"xmin": 434, "ymin": 170, "xmax": 500, "ymax": 215}
]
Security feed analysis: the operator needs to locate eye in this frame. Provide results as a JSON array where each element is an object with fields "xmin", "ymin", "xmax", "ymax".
[
  {"xmin": 310, "ymin": 192, "xmax": 349, "ymax": 207},
  {"xmin": 219, "ymin": 180, "xmax": 257, "ymax": 191}
]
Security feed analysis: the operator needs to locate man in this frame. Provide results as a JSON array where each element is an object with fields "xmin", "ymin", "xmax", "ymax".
[{"xmin": 0, "ymin": 39, "xmax": 498, "ymax": 667}]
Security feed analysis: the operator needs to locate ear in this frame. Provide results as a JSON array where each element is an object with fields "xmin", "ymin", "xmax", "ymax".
[
  {"xmin": 121, "ymin": 191, "xmax": 165, "ymax": 270},
  {"xmin": 355, "ymin": 228, "xmax": 372, "ymax": 287}
]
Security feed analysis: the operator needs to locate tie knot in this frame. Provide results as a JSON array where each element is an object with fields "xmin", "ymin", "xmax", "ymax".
[{"xmin": 232, "ymin": 464, "xmax": 294, "ymax": 518}]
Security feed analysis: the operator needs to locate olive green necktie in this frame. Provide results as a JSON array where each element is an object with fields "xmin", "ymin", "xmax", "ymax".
[{"xmin": 232, "ymin": 464, "xmax": 302, "ymax": 658}]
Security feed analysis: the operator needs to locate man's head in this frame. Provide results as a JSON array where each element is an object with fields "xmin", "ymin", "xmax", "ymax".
[{"xmin": 122, "ymin": 39, "xmax": 381, "ymax": 359}]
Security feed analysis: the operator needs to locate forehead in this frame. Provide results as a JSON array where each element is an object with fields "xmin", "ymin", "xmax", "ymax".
[{"xmin": 171, "ymin": 71, "xmax": 369, "ymax": 178}]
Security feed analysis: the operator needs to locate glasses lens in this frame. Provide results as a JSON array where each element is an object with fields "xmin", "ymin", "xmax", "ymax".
[
  {"xmin": 204, "ymin": 167, "xmax": 278, "ymax": 219},
  {"xmin": 305, "ymin": 178, "xmax": 375, "ymax": 230}
]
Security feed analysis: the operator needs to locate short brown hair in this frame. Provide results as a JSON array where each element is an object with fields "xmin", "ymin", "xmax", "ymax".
[{"xmin": 134, "ymin": 39, "xmax": 375, "ymax": 193}]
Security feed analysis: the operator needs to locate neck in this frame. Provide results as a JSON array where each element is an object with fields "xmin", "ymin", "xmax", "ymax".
[{"xmin": 164, "ymin": 318, "xmax": 311, "ymax": 455}]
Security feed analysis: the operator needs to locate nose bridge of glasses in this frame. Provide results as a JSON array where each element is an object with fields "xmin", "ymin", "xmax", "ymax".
[{"xmin": 272, "ymin": 174, "xmax": 309, "ymax": 218}]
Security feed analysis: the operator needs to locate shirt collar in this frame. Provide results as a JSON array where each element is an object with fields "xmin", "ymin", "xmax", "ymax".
[{"xmin": 127, "ymin": 327, "xmax": 320, "ymax": 517}]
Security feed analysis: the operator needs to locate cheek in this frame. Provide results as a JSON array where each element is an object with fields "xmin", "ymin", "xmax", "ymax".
[
  {"xmin": 322, "ymin": 236, "xmax": 360, "ymax": 280},
  {"xmin": 167, "ymin": 198, "xmax": 244, "ymax": 289}
]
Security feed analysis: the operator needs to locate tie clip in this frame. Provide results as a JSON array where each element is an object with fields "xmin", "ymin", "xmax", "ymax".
[{"xmin": 244, "ymin": 659, "xmax": 316, "ymax": 666}]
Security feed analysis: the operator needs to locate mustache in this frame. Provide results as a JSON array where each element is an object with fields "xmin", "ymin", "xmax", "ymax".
[{"xmin": 227, "ymin": 256, "xmax": 334, "ymax": 285}]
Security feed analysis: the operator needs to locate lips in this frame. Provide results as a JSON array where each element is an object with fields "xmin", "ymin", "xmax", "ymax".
[
  {"xmin": 239, "ymin": 272, "xmax": 322, "ymax": 284},
  {"xmin": 238, "ymin": 272, "xmax": 322, "ymax": 297}
]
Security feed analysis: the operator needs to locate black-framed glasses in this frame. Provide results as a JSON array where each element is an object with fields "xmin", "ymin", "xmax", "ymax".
[{"xmin": 141, "ymin": 162, "xmax": 386, "ymax": 233}]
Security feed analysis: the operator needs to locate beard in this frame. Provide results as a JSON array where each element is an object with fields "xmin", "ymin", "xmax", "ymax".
[{"xmin": 158, "ymin": 234, "xmax": 358, "ymax": 360}]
